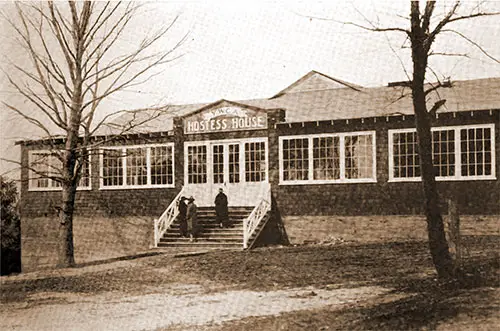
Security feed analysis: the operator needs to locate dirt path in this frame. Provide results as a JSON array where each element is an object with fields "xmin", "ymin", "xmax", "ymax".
[{"xmin": 0, "ymin": 284, "xmax": 389, "ymax": 330}]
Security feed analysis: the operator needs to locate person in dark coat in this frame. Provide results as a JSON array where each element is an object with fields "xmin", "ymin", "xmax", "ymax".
[
  {"xmin": 178, "ymin": 196, "xmax": 188, "ymax": 237},
  {"xmin": 186, "ymin": 196, "xmax": 198, "ymax": 241},
  {"xmin": 215, "ymin": 188, "xmax": 230, "ymax": 228}
]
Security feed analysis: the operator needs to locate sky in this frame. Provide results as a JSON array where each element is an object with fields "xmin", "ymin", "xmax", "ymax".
[{"xmin": 1, "ymin": 0, "xmax": 499, "ymax": 176}]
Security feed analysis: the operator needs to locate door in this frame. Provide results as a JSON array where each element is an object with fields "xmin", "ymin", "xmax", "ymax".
[
  {"xmin": 184, "ymin": 138, "xmax": 268, "ymax": 206},
  {"xmin": 211, "ymin": 142, "xmax": 241, "ymax": 205}
]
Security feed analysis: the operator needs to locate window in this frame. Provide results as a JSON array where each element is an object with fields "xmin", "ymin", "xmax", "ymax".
[
  {"xmin": 345, "ymin": 134, "xmax": 374, "ymax": 179},
  {"xmin": 282, "ymin": 138, "xmax": 309, "ymax": 181},
  {"xmin": 212, "ymin": 145, "xmax": 224, "ymax": 184},
  {"xmin": 151, "ymin": 146, "xmax": 173, "ymax": 185},
  {"xmin": 29, "ymin": 151, "xmax": 91, "ymax": 191},
  {"xmin": 389, "ymin": 124, "xmax": 495, "ymax": 181},
  {"xmin": 392, "ymin": 131, "xmax": 420, "ymax": 178},
  {"xmin": 102, "ymin": 149, "xmax": 123, "ymax": 186},
  {"xmin": 280, "ymin": 131, "xmax": 376, "ymax": 184},
  {"xmin": 29, "ymin": 152, "xmax": 61, "ymax": 190},
  {"xmin": 126, "ymin": 148, "xmax": 147, "ymax": 186},
  {"xmin": 461, "ymin": 126, "xmax": 492, "ymax": 177},
  {"xmin": 313, "ymin": 137, "xmax": 340, "ymax": 180},
  {"xmin": 432, "ymin": 129, "xmax": 455, "ymax": 177},
  {"xmin": 100, "ymin": 144, "xmax": 174, "ymax": 188},
  {"xmin": 187, "ymin": 145, "xmax": 207, "ymax": 184},
  {"xmin": 245, "ymin": 141, "xmax": 266, "ymax": 182},
  {"xmin": 229, "ymin": 144, "xmax": 240, "ymax": 183}
]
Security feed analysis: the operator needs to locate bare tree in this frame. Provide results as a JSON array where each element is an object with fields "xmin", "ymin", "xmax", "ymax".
[
  {"xmin": 342, "ymin": 1, "xmax": 499, "ymax": 279},
  {"xmin": 2, "ymin": 1, "xmax": 186, "ymax": 267}
]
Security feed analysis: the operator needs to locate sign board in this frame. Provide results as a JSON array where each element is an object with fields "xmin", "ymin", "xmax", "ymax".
[{"xmin": 184, "ymin": 105, "xmax": 267, "ymax": 134}]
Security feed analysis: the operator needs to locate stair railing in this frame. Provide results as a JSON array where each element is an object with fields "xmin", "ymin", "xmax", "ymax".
[
  {"xmin": 243, "ymin": 185, "xmax": 271, "ymax": 249},
  {"xmin": 153, "ymin": 187, "xmax": 185, "ymax": 248}
]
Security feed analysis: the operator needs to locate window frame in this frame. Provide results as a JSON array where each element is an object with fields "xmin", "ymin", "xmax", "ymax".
[
  {"xmin": 279, "ymin": 131, "xmax": 377, "ymax": 185},
  {"xmin": 28, "ymin": 150, "xmax": 92, "ymax": 191},
  {"xmin": 99, "ymin": 143, "xmax": 175, "ymax": 190},
  {"xmin": 388, "ymin": 124, "xmax": 496, "ymax": 182}
]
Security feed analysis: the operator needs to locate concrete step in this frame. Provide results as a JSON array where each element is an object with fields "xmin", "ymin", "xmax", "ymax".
[
  {"xmin": 168, "ymin": 224, "xmax": 243, "ymax": 230},
  {"xmin": 157, "ymin": 241, "xmax": 242, "ymax": 248},
  {"xmin": 165, "ymin": 231, "xmax": 242, "ymax": 237},
  {"xmin": 160, "ymin": 237, "xmax": 242, "ymax": 243}
]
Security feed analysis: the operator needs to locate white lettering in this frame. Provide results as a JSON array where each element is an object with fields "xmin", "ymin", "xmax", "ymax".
[{"xmin": 257, "ymin": 116, "xmax": 264, "ymax": 127}]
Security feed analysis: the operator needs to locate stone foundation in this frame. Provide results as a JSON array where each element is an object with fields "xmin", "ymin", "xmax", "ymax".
[{"xmin": 282, "ymin": 215, "xmax": 500, "ymax": 245}]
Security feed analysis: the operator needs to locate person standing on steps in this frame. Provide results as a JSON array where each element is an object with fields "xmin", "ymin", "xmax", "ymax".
[
  {"xmin": 178, "ymin": 196, "xmax": 188, "ymax": 237},
  {"xmin": 186, "ymin": 196, "xmax": 198, "ymax": 242},
  {"xmin": 215, "ymin": 188, "xmax": 230, "ymax": 228}
]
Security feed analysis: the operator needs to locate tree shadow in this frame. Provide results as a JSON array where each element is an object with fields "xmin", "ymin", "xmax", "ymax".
[{"xmin": 346, "ymin": 238, "xmax": 499, "ymax": 330}]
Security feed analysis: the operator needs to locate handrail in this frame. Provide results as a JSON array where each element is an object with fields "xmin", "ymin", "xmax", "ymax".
[
  {"xmin": 153, "ymin": 187, "xmax": 185, "ymax": 247},
  {"xmin": 243, "ymin": 186, "xmax": 271, "ymax": 249}
]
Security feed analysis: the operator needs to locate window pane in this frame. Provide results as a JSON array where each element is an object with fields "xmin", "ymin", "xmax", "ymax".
[
  {"xmin": 126, "ymin": 148, "xmax": 147, "ymax": 186},
  {"xmin": 229, "ymin": 144, "xmax": 240, "ymax": 183},
  {"xmin": 392, "ymin": 131, "xmax": 420, "ymax": 179},
  {"xmin": 77, "ymin": 154, "xmax": 91, "ymax": 188},
  {"xmin": 151, "ymin": 146, "xmax": 173, "ymax": 185},
  {"xmin": 282, "ymin": 138, "xmax": 308, "ymax": 181},
  {"xmin": 102, "ymin": 149, "xmax": 123, "ymax": 186},
  {"xmin": 432, "ymin": 129, "xmax": 455, "ymax": 177},
  {"xmin": 245, "ymin": 142, "xmax": 266, "ymax": 182},
  {"xmin": 313, "ymin": 137, "xmax": 340, "ymax": 180},
  {"xmin": 187, "ymin": 145, "xmax": 207, "ymax": 184},
  {"xmin": 212, "ymin": 145, "xmax": 224, "ymax": 184},
  {"xmin": 345, "ymin": 134, "xmax": 374, "ymax": 179},
  {"xmin": 460, "ymin": 127, "xmax": 492, "ymax": 177}
]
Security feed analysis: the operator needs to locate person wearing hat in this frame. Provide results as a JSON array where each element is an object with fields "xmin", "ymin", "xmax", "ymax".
[
  {"xmin": 186, "ymin": 196, "xmax": 198, "ymax": 241},
  {"xmin": 177, "ymin": 196, "xmax": 188, "ymax": 237},
  {"xmin": 215, "ymin": 188, "xmax": 230, "ymax": 228}
]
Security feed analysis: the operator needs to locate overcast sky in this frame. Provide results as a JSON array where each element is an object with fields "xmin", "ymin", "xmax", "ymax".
[{"xmin": 1, "ymin": 1, "xmax": 499, "ymax": 176}]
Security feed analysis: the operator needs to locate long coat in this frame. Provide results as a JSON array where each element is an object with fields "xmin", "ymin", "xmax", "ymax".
[
  {"xmin": 178, "ymin": 200, "xmax": 187, "ymax": 236},
  {"xmin": 186, "ymin": 202, "xmax": 198, "ymax": 235},
  {"xmin": 215, "ymin": 192, "xmax": 228, "ymax": 222}
]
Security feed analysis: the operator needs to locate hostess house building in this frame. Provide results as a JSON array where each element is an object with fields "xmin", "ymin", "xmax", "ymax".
[{"xmin": 18, "ymin": 71, "xmax": 500, "ymax": 260}]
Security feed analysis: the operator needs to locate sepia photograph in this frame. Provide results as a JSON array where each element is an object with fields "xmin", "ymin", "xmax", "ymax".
[{"xmin": 1, "ymin": 1, "xmax": 499, "ymax": 330}]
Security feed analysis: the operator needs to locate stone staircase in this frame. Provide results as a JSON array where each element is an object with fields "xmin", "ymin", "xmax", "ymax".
[{"xmin": 157, "ymin": 206, "xmax": 254, "ymax": 249}]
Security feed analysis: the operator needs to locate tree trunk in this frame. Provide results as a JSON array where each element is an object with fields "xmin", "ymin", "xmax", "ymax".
[
  {"xmin": 57, "ymin": 183, "xmax": 77, "ymax": 267},
  {"xmin": 410, "ymin": 3, "xmax": 454, "ymax": 279},
  {"xmin": 447, "ymin": 197, "xmax": 461, "ymax": 263}
]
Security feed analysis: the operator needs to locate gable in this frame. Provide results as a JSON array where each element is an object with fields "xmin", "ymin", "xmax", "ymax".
[
  {"xmin": 183, "ymin": 100, "xmax": 268, "ymax": 134},
  {"xmin": 272, "ymin": 70, "xmax": 362, "ymax": 98},
  {"xmin": 286, "ymin": 72, "xmax": 352, "ymax": 93}
]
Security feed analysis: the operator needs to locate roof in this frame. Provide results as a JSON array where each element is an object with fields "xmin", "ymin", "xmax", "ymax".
[
  {"xmin": 271, "ymin": 70, "xmax": 362, "ymax": 98},
  {"xmin": 96, "ymin": 73, "xmax": 500, "ymax": 136}
]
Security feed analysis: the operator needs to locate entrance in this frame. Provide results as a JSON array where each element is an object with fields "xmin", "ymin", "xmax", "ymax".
[{"xmin": 184, "ymin": 138, "xmax": 268, "ymax": 206}]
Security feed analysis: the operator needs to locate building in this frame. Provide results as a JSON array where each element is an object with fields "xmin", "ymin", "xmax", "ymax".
[{"xmin": 18, "ymin": 71, "xmax": 500, "ymax": 267}]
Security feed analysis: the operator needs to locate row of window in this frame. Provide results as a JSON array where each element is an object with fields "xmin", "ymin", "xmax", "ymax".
[
  {"xmin": 279, "ymin": 132, "xmax": 376, "ymax": 184},
  {"xmin": 29, "ymin": 152, "xmax": 91, "ymax": 190},
  {"xmin": 279, "ymin": 124, "xmax": 495, "ymax": 184},
  {"xmin": 28, "ymin": 124, "xmax": 496, "ymax": 190}
]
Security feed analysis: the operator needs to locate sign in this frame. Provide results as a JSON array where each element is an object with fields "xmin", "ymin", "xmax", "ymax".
[{"xmin": 184, "ymin": 105, "xmax": 267, "ymax": 134}]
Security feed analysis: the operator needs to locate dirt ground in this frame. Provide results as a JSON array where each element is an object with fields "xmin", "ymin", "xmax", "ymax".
[{"xmin": 1, "ymin": 235, "xmax": 499, "ymax": 330}]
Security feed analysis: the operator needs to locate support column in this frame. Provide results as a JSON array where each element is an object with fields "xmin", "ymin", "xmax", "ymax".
[{"xmin": 173, "ymin": 117, "xmax": 185, "ymax": 190}]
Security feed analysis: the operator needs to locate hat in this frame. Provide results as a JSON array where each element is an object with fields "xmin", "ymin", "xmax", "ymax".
[
  {"xmin": 180, "ymin": 196, "xmax": 187, "ymax": 201},
  {"xmin": 188, "ymin": 196, "xmax": 195, "ymax": 201}
]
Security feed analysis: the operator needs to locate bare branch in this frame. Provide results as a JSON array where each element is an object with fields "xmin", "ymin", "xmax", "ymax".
[
  {"xmin": 441, "ymin": 29, "xmax": 500, "ymax": 64},
  {"xmin": 447, "ymin": 10, "xmax": 500, "ymax": 24}
]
